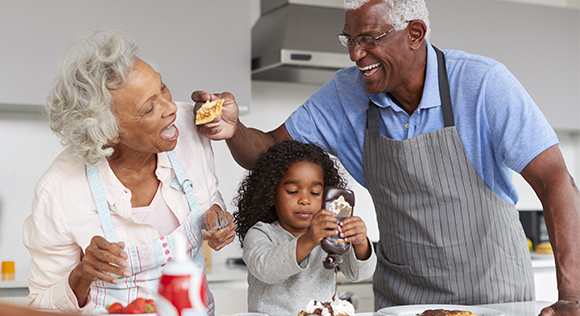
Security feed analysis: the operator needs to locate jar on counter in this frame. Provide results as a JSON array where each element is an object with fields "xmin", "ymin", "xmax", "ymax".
[{"xmin": 1, "ymin": 261, "xmax": 15, "ymax": 281}]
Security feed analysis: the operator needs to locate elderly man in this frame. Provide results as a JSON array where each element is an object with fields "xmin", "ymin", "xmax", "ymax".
[{"xmin": 193, "ymin": 0, "xmax": 580, "ymax": 314}]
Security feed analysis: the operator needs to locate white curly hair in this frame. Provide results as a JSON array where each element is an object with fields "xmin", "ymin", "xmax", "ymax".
[
  {"xmin": 45, "ymin": 29, "xmax": 138, "ymax": 164},
  {"xmin": 344, "ymin": 0, "xmax": 431, "ymax": 39}
]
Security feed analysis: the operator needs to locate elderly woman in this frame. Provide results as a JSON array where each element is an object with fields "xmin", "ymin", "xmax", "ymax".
[{"xmin": 22, "ymin": 29, "xmax": 234, "ymax": 315}]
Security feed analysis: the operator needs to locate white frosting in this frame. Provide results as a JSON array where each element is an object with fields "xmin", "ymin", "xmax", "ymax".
[
  {"xmin": 331, "ymin": 299, "xmax": 355, "ymax": 315},
  {"xmin": 303, "ymin": 299, "xmax": 354, "ymax": 316}
]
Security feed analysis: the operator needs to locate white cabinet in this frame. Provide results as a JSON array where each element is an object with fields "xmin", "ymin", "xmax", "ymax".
[
  {"xmin": 428, "ymin": 0, "xmax": 579, "ymax": 131},
  {"xmin": 0, "ymin": 0, "xmax": 251, "ymax": 112},
  {"xmin": 532, "ymin": 260, "xmax": 558, "ymax": 302}
]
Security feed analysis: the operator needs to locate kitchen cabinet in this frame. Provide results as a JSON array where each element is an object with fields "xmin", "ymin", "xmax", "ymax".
[
  {"xmin": 0, "ymin": 0, "xmax": 251, "ymax": 113},
  {"xmin": 428, "ymin": 0, "xmax": 580, "ymax": 131}
]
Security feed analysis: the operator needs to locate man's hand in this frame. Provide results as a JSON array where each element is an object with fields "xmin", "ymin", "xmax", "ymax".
[
  {"xmin": 202, "ymin": 205, "xmax": 235, "ymax": 251},
  {"xmin": 192, "ymin": 90, "xmax": 239, "ymax": 140},
  {"xmin": 539, "ymin": 300, "xmax": 580, "ymax": 316}
]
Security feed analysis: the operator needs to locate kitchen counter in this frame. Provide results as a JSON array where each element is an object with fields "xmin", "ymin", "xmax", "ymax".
[{"xmin": 358, "ymin": 301, "xmax": 553, "ymax": 316}]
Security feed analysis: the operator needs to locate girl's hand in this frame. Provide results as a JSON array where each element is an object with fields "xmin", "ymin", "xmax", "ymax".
[
  {"xmin": 296, "ymin": 210, "xmax": 338, "ymax": 264},
  {"xmin": 339, "ymin": 216, "xmax": 372, "ymax": 260},
  {"xmin": 339, "ymin": 216, "xmax": 367, "ymax": 245},
  {"xmin": 307, "ymin": 209, "xmax": 339, "ymax": 245}
]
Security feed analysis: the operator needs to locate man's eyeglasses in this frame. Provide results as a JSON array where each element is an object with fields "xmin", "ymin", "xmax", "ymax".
[
  {"xmin": 337, "ymin": 27, "xmax": 396, "ymax": 49},
  {"xmin": 338, "ymin": 21, "xmax": 411, "ymax": 49}
]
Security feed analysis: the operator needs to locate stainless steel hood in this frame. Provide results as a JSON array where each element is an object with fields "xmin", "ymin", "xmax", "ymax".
[{"xmin": 252, "ymin": 0, "xmax": 354, "ymax": 84}]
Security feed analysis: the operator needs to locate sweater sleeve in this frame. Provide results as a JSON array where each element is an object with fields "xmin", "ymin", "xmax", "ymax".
[
  {"xmin": 338, "ymin": 240, "xmax": 377, "ymax": 282},
  {"xmin": 242, "ymin": 223, "xmax": 309, "ymax": 284}
]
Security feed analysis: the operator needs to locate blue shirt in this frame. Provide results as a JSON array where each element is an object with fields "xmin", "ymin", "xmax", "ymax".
[{"xmin": 285, "ymin": 41, "xmax": 558, "ymax": 205}]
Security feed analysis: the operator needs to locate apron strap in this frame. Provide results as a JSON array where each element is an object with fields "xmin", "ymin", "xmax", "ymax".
[
  {"xmin": 433, "ymin": 45, "xmax": 454, "ymax": 127},
  {"xmin": 366, "ymin": 45, "xmax": 455, "ymax": 134},
  {"xmin": 86, "ymin": 164, "xmax": 119, "ymax": 243},
  {"xmin": 166, "ymin": 150, "xmax": 199, "ymax": 211},
  {"xmin": 366, "ymin": 101, "xmax": 381, "ymax": 136}
]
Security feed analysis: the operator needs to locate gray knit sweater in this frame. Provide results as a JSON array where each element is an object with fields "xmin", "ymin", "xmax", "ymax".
[{"xmin": 243, "ymin": 221, "xmax": 377, "ymax": 316}]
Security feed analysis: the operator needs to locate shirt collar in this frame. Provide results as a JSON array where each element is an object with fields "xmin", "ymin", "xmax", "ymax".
[
  {"xmin": 95, "ymin": 152, "xmax": 174, "ymax": 218},
  {"xmin": 369, "ymin": 40, "xmax": 441, "ymax": 112}
]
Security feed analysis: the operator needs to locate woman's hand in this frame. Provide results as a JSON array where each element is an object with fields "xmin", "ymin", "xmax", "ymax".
[
  {"xmin": 539, "ymin": 300, "xmax": 580, "ymax": 316},
  {"xmin": 69, "ymin": 236, "xmax": 130, "ymax": 307},
  {"xmin": 202, "ymin": 205, "xmax": 235, "ymax": 251},
  {"xmin": 339, "ymin": 216, "xmax": 372, "ymax": 261},
  {"xmin": 191, "ymin": 90, "xmax": 239, "ymax": 141}
]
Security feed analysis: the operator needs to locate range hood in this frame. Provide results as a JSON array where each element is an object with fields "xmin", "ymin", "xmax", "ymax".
[{"xmin": 252, "ymin": 0, "xmax": 354, "ymax": 84}]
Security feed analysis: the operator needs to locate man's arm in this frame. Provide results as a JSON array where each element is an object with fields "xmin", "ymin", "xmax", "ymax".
[
  {"xmin": 520, "ymin": 145, "xmax": 580, "ymax": 314},
  {"xmin": 225, "ymin": 122, "xmax": 291, "ymax": 169},
  {"xmin": 191, "ymin": 90, "xmax": 292, "ymax": 169}
]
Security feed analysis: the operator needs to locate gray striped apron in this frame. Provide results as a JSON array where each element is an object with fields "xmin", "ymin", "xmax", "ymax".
[{"xmin": 364, "ymin": 46, "xmax": 534, "ymax": 309}]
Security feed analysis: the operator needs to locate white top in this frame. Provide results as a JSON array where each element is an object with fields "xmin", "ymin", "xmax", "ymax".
[
  {"xmin": 22, "ymin": 102, "xmax": 224, "ymax": 312},
  {"xmin": 132, "ymin": 183, "xmax": 180, "ymax": 237}
]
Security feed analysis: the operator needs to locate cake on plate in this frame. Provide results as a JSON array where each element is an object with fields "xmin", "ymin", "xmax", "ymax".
[{"xmin": 298, "ymin": 299, "xmax": 355, "ymax": 316}]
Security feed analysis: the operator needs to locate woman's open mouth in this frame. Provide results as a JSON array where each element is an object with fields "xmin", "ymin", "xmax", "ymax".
[{"xmin": 160, "ymin": 123, "xmax": 179, "ymax": 142}]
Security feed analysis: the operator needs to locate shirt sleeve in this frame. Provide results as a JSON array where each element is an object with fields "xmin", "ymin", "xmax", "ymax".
[
  {"xmin": 338, "ymin": 240, "xmax": 377, "ymax": 282},
  {"xmin": 242, "ymin": 224, "xmax": 307, "ymax": 284},
  {"xmin": 23, "ymin": 184, "xmax": 87, "ymax": 312},
  {"xmin": 481, "ymin": 63, "xmax": 558, "ymax": 174}
]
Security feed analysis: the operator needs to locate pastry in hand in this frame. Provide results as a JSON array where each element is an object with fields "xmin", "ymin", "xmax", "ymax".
[{"xmin": 195, "ymin": 99, "xmax": 224, "ymax": 125}]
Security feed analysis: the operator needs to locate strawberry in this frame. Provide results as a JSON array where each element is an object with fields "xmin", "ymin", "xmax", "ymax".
[
  {"xmin": 107, "ymin": 302, "xmax": 125, "ymax": 314},
  {"xmin": 145, "ymin": 299, "xmax": 157, "ymax": 313},
  {"xmin": 124, "ymin": 298, "xmax": 147, "ymax": 314}
]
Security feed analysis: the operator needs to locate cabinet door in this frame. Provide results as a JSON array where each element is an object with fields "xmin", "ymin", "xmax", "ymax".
[
  {"xmin": 428, "ymin": 0, "xmax": 579, "ymax": 131},
  {"xmin": 0, "ymin": 0, "xmax": 250, "ymax": 112}
]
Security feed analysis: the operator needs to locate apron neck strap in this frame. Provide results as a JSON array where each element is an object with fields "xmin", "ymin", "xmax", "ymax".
[
  {"xmin": 432, "ymin": 45, "xmax": 454, "ymax": 127},
  {"xmin": 86, "ymin": 163, "xmax": 120, "ymax": 242},
  {"xmin": 366, "ymin": 44, "xmax": 454, "ymax": 134}
]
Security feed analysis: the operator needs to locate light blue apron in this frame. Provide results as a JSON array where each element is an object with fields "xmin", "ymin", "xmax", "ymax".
[{"xmin": 84, "ymin": 150, "xmax": 214, "ymax": 315}]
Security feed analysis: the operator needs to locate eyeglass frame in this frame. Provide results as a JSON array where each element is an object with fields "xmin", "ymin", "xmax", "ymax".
[{"xmin": 337, "ymin": 20, "xmax": 412, "ymax": 49}]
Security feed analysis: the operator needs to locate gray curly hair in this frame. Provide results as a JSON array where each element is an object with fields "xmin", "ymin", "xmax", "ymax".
[
  {"xmin": 344, "ymin": 0, "xmax": 431, "ymax": 39},
  {"xmin": 45, "ymin": 29, "xmax": 138, "ymax": 164}
]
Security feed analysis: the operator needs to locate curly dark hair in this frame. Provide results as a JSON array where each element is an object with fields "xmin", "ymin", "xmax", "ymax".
[{"xmin": 233, "ymin": 140, "xmax": 346, "ymax": 247}]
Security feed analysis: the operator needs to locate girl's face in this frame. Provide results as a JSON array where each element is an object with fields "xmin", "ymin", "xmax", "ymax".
[{"xmin": 274, "ymin": 161, "xmax": 324, "ymax": 237}]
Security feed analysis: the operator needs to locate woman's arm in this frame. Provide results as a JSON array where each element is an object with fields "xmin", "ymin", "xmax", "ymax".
[{"xmin": 24, "ymin": 188, "xmax": 130, "ymax": 311}]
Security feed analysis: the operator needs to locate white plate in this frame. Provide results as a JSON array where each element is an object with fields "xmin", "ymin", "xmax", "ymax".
[
  {"xmin": 377, "ymin": 304, "xmax": 505, "ymax": 316},
  {"xmin": 229, "ymin": 314, "xmax": 269, "ymax": 316}
]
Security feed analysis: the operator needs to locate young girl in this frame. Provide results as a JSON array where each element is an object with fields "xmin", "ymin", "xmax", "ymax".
[{"xmin": 234, "ymin": 141, "xmax": 376, "ymax": 316}]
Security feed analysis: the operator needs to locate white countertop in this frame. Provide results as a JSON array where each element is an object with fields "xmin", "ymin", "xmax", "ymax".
[
  {"xmin": 0, "ymin": 256, "xmax": 556, "ymax": 289},
  {"xmin": 358, "ymin": 301, "xmax": 552, "ymax": 316}
]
